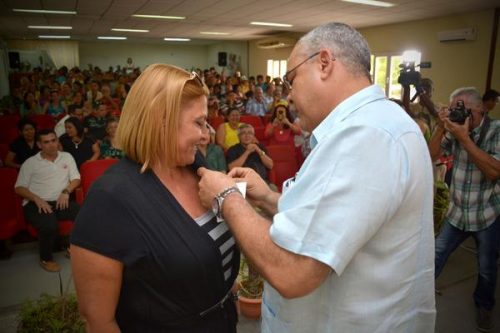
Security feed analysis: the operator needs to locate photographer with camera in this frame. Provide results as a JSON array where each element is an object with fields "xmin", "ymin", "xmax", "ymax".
[
  {"xmin": 402, "ymin": 76, "xmax": 439, "ymax": 138},
  {"xmin": 429, "ymin": 87, "xmax": 500, "ymax": 332}
]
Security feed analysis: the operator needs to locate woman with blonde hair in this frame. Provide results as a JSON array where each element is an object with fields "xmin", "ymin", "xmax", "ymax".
[{"xmin": 70, "ymin": 64, "xmax": 239, "ymax": 332}]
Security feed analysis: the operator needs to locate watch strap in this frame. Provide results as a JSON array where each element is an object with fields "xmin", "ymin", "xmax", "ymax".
[{"xmin": 215, "ymin": 186, "xmax": 242, "ymax": 222}]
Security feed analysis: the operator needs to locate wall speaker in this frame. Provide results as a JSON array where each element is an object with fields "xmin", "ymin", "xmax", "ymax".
[
  {"xmin": 218, "ymin": 52, "xmax": 227, "ymax": 67},
  {"xmin": 8, "ymin": 52, "xmax": 20, "ymax": 69}
]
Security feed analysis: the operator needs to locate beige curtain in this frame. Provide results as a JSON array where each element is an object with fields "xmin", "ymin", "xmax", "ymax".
[{"xmin": 7, "ymin": 40, "xmax": 79, "ymax": 69}]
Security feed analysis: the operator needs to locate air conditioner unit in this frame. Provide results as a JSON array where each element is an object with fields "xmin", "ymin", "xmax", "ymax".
[
  {"xmin": 437, "ymin": 28, "xmax": 476, "ymax": 42},
  {"xmin": 256, "ymin": 37, "xmax": 295, "ymax": 49}
]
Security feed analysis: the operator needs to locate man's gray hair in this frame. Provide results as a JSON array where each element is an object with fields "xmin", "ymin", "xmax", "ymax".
[
  {"xmin": 299, "ymin": 22, "xmax": 371, "ymax": 78},
  {"xmin": 238, "ymin": 123, "xmax": 254, "ymax": 135},
  {"xmin": 449, "ymin": 87, "xmax": 483, "ymax": 106}
]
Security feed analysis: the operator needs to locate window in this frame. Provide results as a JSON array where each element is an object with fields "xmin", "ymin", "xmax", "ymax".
[
  {"xmin": 371, "ymin": 51, "xmax": 421, "ymax": 99},
  {"xmin": 267, "ymin": 59, "xmax": 287, "ymax": 79}
]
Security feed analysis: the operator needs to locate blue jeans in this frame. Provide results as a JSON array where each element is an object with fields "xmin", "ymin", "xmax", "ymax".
[{"xmin": 435, "ymin": 217, "xmax": 500, "ymax": 310}]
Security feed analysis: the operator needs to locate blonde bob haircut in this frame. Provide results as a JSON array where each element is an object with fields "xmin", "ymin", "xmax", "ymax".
[{"xmin": 116, "ymin": 64, "xmax": 209, "ymax": 172}]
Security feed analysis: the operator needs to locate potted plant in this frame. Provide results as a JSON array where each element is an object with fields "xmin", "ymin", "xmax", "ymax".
[
  {"xmin": 17, "ymin": 272, "xmax": 85, "ymax": 332},
  {"xmin": 237, "ymin": 255, "xmax": 263, "ymax": 320}
]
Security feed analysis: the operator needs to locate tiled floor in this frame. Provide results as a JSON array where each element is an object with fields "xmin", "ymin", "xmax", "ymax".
[{"xmin": 0, "ymin": 238, "xmax": 498, "ymax": 333}]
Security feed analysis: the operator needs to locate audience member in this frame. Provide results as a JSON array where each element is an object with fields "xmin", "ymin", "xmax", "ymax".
[
  {"xmin": 84, "ymin": 102, "xmax": 108, "ymax": 141},
  {"xmin": 198, "ymin": 123, "xmax": 226, "ymax": 172},
  {"xmin": 100, "ymin": 84, "xmax": 120, "ymax": 115},
  {"xmin": 403, "ymin": 78, "xmax": 438, "ymax": 136},
  {"xmin": 60, "ymin": 82, "xmax": 73, "ymax": 106},
  {"xmin": 246, "ymin": 86, "xmax": 268, "ymax": 116},
  {"xmin": 86, "ymin": 80, "xmax": 102, "ymax": 104},
  {"xmin": 198, "ymin": 22, "xmax": 436, "ymax": 332},
  {"xmin": 59, "ymin": 117, "xmax": 100, "ymax": 169},
  {"xmin": 5, "ymin": 119, "xmax": 39, "ymax": 169},
  {"xmin": 429, "ymin": 87, "xmax": 500, "ymax": 332},
  {"xmin": 38, "ymin": 85, "xmax": 51, "ymax": 107},
  {"xmin": 226, "ymin": 124, "xmax": 273, "ymax": 183},
  {"xmin": 55, "ymin": 104, "xmax": 84, "ymax": 137},
  {"xmin": 216, "ymin": 107, "xmax": 242, "ymax": 150},
  {"xmin": 220, "ymin": 91, "xmax": 244, "ymax": 115},
  {"xmin": 99, "ymin": 117, "xmax": 124, "ymax": 159},
  {"xmin": 264, "ymin": 103, "xmax": 301, "ymax": 146},
  {"xmin": 267, "ymin": 88, "xmax": 288, "ymax": 113},
  {"xmin": 19, "ymin": 91, "xmax": 42, "ymax": 118},
  {"xmin": 71, "ymin": 64, "xmax": 240, "ymax": 332},
  {"xmin": 15, "ymin": 129, "xmax": 80, "ymax": 272},
  {"xmin": 263, "ymin": 84, "xmax": 275, "ymax": 107},
  {"xmin": 43, "ymin": 90, "xmax": 67, "ymax": 119},
  {"xmin": 71, "ymin": 91, "xmax": 85, "ymax": 108}
]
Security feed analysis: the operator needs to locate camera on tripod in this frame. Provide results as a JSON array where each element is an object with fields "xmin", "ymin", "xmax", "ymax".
[{"xmin": 448, "ymin": 100, "xmax": 471, "ymax": 124}]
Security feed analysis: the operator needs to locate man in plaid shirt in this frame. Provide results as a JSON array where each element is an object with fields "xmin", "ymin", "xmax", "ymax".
[{"xmin": 429, "ymin": 87, "xmax": 500, "ymax": 332}]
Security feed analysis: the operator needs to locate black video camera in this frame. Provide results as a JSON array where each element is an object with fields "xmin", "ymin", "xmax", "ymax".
[
  {"xmin": 448, "ymin": 100, "xmax": 471, "ymax": 124},
  {"xmin": 398, "ymin": 62, "xmax": 422, "ymax": 90}
]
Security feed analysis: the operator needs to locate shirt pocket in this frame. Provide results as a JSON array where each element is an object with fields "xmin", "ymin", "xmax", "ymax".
[{"xmin": 261, "ymin": 297, "xmax": 291, "ymax": 333}]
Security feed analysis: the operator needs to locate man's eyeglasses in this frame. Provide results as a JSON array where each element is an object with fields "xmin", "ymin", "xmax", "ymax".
[
  {"xmin": 190, "ymin": 71, "xmax": 203, "ymax": 86},
  {"xmin": 282, "ymin": 52, "xmax": 320, "ymax": 90}
]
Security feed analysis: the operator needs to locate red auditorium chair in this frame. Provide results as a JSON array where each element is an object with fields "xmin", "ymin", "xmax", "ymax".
[
  {"xmin": 0, "ymin": 114, "xmax": 20, "ymax": 143},
  {"xmin": 266, "ymin": 145, "xmax": 299, "ymax": 192},
  {"xmin": 208, "ymin": 116, "xmax": 225, "ymax": 130},
  {"xmin": 0, "ymin": 168, "xmax": 24, "ymax": 241},
  {"xmin": 240, "ymin": 115, "xmax": 263, "ymax": 128},
  {"xmin": 27, "ymin": 114, "xmax": 56, "ymax": 130},
  {"xmin": 76, "ymin": 159, "xmax": 119, "ymax": 203},
  {"xmin": 0, "ymin": 143, "xmax": 9, "ymax": 164}
]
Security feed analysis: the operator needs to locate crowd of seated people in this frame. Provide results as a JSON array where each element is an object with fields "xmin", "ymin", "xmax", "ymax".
[{"xmin": 0, "ymin": 64, "xmax": 313, "ymax": 261}]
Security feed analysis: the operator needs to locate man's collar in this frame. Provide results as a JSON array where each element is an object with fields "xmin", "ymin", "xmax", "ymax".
[{"xmin": 310, "ymin": 85, "xmax": 386, "ymax": 148}]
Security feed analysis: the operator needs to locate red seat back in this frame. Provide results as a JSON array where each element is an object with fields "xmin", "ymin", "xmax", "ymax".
[
  {"xmin": 240, "ymin": 115, "xmax": 263, "ymax": 128},
  {"xmin": 266, "ymin": 145, "xmax": 299, "ymax": 192},
  {"xmin": 0, "ymin": 115, "xmax": 20, "ymax": 143},
  {"xmin": 80, "ymin": 159, "xmax": 119, "ymax": 197},
  {"xmin": 0, "ymin": 168, "xmax": 23, "ymax": 239},
  {"xmin": 208, "ymin": 116, "xmax": 225, "ymax": 130},
  {"xmin": 27, "ymin": 114, "xmax": 56, "ymax": 130},
  {"xmin": 0, "ymin": 143, "xmax": 9, "ymax": 164}
]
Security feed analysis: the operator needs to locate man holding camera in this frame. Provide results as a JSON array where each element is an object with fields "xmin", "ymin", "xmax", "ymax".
[
  {"xmin": 403, "ymin": 77, "xmax": 439, "ymax": 138},
  {"xmin": 429, "ymin": 87, "xmax": 500, "ymax": 332}
]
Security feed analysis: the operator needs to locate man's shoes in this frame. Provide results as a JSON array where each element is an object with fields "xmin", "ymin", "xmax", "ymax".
[
  {"xmin": 476, "ymin": 307, "xmax": 493, "ymax": 332},
  {"xmin": 39, "ymin": 260, "xmax": 60, "ymax": 272}
]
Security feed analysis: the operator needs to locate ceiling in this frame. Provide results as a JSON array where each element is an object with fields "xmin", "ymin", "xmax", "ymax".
[{"xmin": 0, "ymin": 0, "xmax": 499, "ymax": 45}]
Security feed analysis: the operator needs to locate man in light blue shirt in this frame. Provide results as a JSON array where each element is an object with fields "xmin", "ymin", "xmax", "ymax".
[
  {"xmin": 198, "ymin": 22, "xmax": 436, "ymax": 332},
  {"xmin": 246, "ymin": 86, "xmax": 268, "ymax": 116}
]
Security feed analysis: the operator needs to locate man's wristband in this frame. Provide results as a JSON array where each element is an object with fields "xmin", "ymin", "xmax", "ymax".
[{"xmin": 62, "ymin": 189, "xmax": 70, "ymax": 195}]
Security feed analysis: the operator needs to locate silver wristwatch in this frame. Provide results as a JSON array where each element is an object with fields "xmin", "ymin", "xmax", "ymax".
[{"xmin": 212, "ymin": 186, "xmax": 242, "ymax": 221}]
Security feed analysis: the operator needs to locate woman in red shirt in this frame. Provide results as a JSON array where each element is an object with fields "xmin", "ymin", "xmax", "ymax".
[{"xmin": 264, "ymin": 103, "xmax": 301, "ymax": 146}]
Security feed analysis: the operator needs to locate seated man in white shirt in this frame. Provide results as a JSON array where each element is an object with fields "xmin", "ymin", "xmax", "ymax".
[{"xmin": 15, "ymin": 129, "xmax": 81, "ymax": 272}]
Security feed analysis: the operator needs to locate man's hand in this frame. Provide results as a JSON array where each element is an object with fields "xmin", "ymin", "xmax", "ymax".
[
  {"xmin": 228, "ymin": 167, "xmax": 272, "ymax": 203},
  {"xmin": 33, "ymin": 197, "xmax": 53, "ymax": 214},
  {"xmin": 197, "ymin": 168, "xmax": 236, "ymax": 209},
  {"xmin": 56, "ymin": 192, "xmax": 70, "ymax": 210},
  {"xmin": 443, "ymin": 116, "xmax": 470, "ymax": 143},
  {"xmin": 246, "ymin": 143, "xmax": 259, "ymax": 153}
]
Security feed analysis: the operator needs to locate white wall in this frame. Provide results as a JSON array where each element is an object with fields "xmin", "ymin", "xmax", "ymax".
[
  {"xmin": 79, "ymin": 41, "xmax": 210, "ymax": 72},
  {"xmin": 79, "ymin": 40, "xmax": 248, "ymax": 74},
  {"xmin": 207, "ymin": 41, "xmax": 249, "ymax": 75}
]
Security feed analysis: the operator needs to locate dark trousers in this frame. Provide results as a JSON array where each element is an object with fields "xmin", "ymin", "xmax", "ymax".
[
  {"xmin": 23, "ymin": 201, "xmax": 79, "ymax": 261},
  {"xmin": 435, "ymin": 216, "xmax": 500, "ymax": 310}
]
